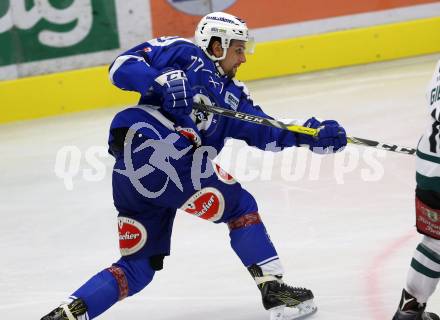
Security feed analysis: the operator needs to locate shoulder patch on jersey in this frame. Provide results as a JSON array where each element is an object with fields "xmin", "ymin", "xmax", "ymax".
[
  {"xmin": 225, "ymin": 91, "xmax": 240, "ymax": 110},
  {"xmin": 180, "ymin": 187, "xmax": 225, "ymax": 222},
  {"xmin": 118, "ymin": 217, "xmax": 148, "ymax": 256}
]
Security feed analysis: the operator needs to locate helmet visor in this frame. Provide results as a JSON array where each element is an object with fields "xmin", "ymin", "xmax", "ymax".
[{"xmin": 245, "ymin": 36, "xmax": 256, "ymax": 55}]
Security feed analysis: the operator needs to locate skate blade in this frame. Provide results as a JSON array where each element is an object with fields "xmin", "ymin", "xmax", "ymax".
[
  {"xmin": 288, "ymin": 299, "xmax": 317, "ymax": 320},
  {"xmin": 269, "ymin": 300, "xmax": 317, "ymax": 320}
]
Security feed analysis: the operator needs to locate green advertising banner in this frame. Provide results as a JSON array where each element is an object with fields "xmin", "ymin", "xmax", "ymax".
[{"xmin": 0, "ymin": 0, "xmax": 120, "ymax": 67}]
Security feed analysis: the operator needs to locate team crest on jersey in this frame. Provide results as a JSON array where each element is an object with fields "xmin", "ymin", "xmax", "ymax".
[
  {"xmin": 118, "ymin": 217, "xmax": 147, "ymax": 256},
  {"xmin": 214, "ymin": 163, "xmax": 236, "ymax": 185},
  {"xmin": 191, "ymin": 93, "xmax": 215, "ymax": 131},
  {"xmin": 225, "ymin": 91, "xmax": 239, "ymax": 110},
  {"xmin": 180, "ymin": 187, "xmax": 225, "ymax": 222},
  {"xmin": 194, "ymin": 109, "xmax": 209, "ymax": 124}
]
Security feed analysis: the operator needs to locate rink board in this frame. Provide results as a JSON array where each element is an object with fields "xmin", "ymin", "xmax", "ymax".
[{"xmin": 1, "ymin": 16, "xmax": 440, "ymax": 124}]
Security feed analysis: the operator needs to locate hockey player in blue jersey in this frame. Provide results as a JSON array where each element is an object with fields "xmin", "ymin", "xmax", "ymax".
[{"xmin": 41, "ymin": 12, "xmax": 347, "ymax": 320}]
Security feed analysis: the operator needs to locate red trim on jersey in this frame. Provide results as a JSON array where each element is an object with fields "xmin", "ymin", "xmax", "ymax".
[
  {"xmin": 227, "ymin": 212, "xmax": 262, "ymax": 231},
  {"xmin": 107, "ymin": 266, "xmax": 129, "ymax": 300}
]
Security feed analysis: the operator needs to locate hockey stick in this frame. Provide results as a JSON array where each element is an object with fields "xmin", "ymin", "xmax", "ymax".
[{"xmin": 193, "ymin": 102, "xmax": 416, "ymax": 155}]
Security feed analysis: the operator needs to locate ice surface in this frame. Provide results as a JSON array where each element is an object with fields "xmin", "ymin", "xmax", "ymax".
[{"xmin": 1, "ymin": 54, "xmax": 439, "ymax": 319}]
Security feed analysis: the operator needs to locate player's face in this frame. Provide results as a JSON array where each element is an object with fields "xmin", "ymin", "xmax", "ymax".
[{"xmin": 219, "ymin": 40, "xmax": 247, "ymax": 78}]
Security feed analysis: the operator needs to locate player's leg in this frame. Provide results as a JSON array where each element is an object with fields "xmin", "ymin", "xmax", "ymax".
[
  {"xmin": 41, "ymin": 110, "xmax": 188, "ymax": 320},
  {"xmin": 406, "ymin": 236, "xmax": 440, "ymax": 307},
  {"xmin": 226, "ymin": 198, "xmax": 315, "ymax": 316},
  {"xmin": 41, "ymin": 207, "xmax": 177, "ymax": 319},
  {"xmin": 177, "ymin": 163, "xmax": 316, "ymax": 317},
  {"xmin": 393, "ymin": 236, "xmax": 440, "ymax": 320},
  {"xmin": 40, "ymin": 257, "xmax": 155, "ymax": 320},
  {"xmin": 109, "ymin": 111, "xmax": 314, "ymax": 316},
  {"xmin": 393, "ymin": 188, "xmax": 440, "ymax": 320}
]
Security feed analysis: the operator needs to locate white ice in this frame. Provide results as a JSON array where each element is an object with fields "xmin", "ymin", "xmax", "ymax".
[{"xmin": 1, "ymin": 54, "xmax": 440, "ymax": 319}]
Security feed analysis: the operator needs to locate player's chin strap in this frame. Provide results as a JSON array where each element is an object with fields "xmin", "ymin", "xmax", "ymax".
[
  {"xmin": 191, "ymin": 102, "xmax": 416, "ymax": 155},
  {"xmin": 215, "ymin": 61, "xmax": 225, "ymax": 76},
  {"xmin": 201, "ymin": 47, "xmax": 226, "ymax": 75}
]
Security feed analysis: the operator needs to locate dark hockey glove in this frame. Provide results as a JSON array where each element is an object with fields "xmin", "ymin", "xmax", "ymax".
[
  {"xmin": 299, "ymin": 117, "xmax": 347, "ymax": 154},
  {"xmin": 154, "ymin": 68, "xmax": 193, "ymax": 115}
]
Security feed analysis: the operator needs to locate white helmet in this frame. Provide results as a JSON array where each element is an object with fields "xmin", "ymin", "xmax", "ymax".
[{"xmin": 195, "ymin": 12, "xmax": 254, "ymax": 61}]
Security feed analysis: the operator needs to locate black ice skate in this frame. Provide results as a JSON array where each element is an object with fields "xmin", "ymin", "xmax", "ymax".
[
  {"xmin": 248, "ymin": 264, "xmax": 317, "ymax": 320},
  {"xmin": 41, "ymin": 298, "xmax": 88, "ymax": 320},
  {"xmin": 392, "ymin": 289, "xmax": 439, "ymax": 320}
]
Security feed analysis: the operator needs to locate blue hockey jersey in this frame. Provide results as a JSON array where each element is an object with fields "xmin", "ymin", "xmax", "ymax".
[{"xmin": 108, "ymin": 36, "xmax": 299, "ymax": 153}]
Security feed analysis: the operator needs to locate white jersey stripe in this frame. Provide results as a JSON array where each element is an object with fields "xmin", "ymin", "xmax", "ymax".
[
  {"xmin": 109, "ymin": 55, "xmax": 149, "ymax": 85},
  {"xmin": 414, "ymin": 250, "xmax": 440, "ymax": 272},
  {"xmin": 136, "ymin": 105, "xmax": 175, "ymax": 131}
]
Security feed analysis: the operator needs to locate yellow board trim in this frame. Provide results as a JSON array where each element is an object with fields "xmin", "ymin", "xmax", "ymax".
[
  {"xmin": 0, "ymin": 66, "xmax": 139, "ymax": 124},
  {"xmin": 1, "ymin": 16, "xmax": 440, "ymax": 124},
  {"xmin": 238, "ymin": 16, "xmax": 440, "ymax": 80}
]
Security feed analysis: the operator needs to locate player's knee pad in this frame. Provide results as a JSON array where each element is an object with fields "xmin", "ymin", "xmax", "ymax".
[
  {"xmin": 225, "ymin": 188, "xmax": 259, "ymax": 222},
  {"xmin": 108, "ymin": 257, "xmax": 155, "ymax": 298}
]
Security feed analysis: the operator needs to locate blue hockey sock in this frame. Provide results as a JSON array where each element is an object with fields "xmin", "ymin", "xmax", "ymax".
[
  {"xmin": 228, "ymin": 213, "xmax": 279, "ymax": 267},
  {"xmin": 71, "ymin": 257, "xmax": 155, "ymax": 319},
  {"xmin": 71, "ymin": 268, "xmax": 119, "ymax": 319}
]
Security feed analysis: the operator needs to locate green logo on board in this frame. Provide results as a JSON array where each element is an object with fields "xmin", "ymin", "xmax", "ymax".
[{"xmin": 0, "ymin": 0, "xmax": 119, "ymax": 66}]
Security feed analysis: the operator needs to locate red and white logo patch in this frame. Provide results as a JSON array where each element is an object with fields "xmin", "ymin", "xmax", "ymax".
[
  {"xmin": 181, "ymin": 187, "xmax": 225, "ymax": 222},
  {"xmin": 118, "ymin": 217, "xmax": 147, "ymax": 256},
  {"xmin": 214, "ymin": 163, "xmax": 236, "ymax": 185},
  {"xmin": 416, "ymin": 198, "xmax": 440, "ymax": 240}
]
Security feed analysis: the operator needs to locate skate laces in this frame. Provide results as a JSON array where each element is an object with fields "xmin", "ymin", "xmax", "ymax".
[
  {"xmin": 278, "ymin": 282, "xmax": 313, "ymax": 299},
  {"xmin": 265, "ymin": 281, "xmax": 314, "ymax": 308},
  {"xmin": 67, "ymin": 299, "xmax": 87, "ymax": 316}
]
